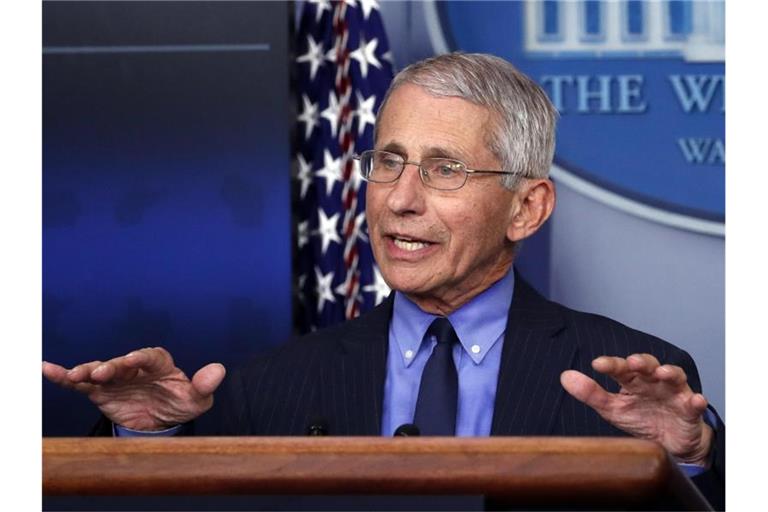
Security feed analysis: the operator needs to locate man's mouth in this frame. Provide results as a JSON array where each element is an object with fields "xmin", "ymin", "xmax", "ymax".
[
  {"xmin": 393, "ymin": 238, "xmax": 429, "ymax": 252},
  {"xmin": 388, "ymin": 235, "xmax": 434, "ymax": 252}
]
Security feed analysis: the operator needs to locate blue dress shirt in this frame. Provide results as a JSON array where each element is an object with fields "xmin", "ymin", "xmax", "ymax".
[{"xmin": 381, "ymin": 269, "xmax": 514, "ymax": 437}]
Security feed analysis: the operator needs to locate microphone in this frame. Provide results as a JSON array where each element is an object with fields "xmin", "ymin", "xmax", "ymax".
[
  {"xmin": 306, "ymin": 418, "xmax": 329, "ymax": 436},
  {"xmin": 393, "ymin": 423, "xmax": 420, "ymax": 436}
]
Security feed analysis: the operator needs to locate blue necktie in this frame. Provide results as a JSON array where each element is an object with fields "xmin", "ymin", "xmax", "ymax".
[{"xmin": 413, "ymin": 317, "xmax": 459, "ymax": 435}]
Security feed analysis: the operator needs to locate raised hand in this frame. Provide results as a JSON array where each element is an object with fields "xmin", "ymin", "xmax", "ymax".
[
  {"xmin": 560, "ymin": 353, "xmax": 713, "ymax": 466},
  {"xmin": 42, "ymin": 347, "xmax": 226, "ymax": 431}
]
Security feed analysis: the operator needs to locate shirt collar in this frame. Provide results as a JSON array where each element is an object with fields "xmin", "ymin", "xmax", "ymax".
[{"xmin": 391, "ymin": 268, "xmax": 515, "ymax": 367}]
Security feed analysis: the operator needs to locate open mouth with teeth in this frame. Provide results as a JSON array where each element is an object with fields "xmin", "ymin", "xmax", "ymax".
[{"xmin": 389, "ymin": 236, "xmax": 434, "ymax": 252}]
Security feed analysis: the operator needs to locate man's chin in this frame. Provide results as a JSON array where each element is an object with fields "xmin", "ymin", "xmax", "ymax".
[{"xmin": 378, "ymin": 269, "xmax": 432, "ymax": 296}]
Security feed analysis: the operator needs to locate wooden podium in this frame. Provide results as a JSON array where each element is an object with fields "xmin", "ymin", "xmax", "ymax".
[{"xmin": 43, "ymin": 436, "xmax": 712, "ymax": 510}]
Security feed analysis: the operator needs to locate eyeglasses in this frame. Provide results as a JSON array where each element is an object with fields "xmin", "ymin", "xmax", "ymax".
[{"xmin": 353, "ymin": 149, "xmax": 526, "ymax": 191}]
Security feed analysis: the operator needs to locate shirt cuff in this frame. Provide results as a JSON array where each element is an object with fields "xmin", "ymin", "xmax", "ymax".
[
  {"xmin": 678, "ymin": 462, "xmax": 707, "ymax": 478},
  {"xmin": 113, "ymin": 423, "xmax": 183, "ymax": 437}
]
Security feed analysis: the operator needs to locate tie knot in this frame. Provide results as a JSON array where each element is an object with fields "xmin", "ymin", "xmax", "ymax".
[{"xmin": 427, "ymin": 317, "xmax": 460, "ymax": 345}]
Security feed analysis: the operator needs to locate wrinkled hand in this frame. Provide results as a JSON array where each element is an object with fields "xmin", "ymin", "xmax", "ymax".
[
  {"xmin": 42, "ymin": 347, "xmax": 226, "ymax": 431},
  {"xmin": 560, "ymin": 353, "xmax": 712, "ymax": 466}
]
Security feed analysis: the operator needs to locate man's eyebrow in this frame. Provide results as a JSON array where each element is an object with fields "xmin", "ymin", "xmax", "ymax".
[
  {"xmin": 421, "ymin": 146, "xmax": 466, "ymax": 161},
  {"xmin": 378, "ymin": 141, "xmax": 407, "ymax": 155},
  {"xmin": 375, "ymin": 142, "xmax": 469, "ymax": 162}
]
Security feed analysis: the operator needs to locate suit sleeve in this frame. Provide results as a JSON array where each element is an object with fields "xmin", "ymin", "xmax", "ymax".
[{"xmin": 691, "ymin": 405, "xmax": 725, "ymax": 510}]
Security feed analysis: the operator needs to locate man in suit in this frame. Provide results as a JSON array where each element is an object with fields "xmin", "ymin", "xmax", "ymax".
[{"xmin": 43, "ymin": 52, "xmax": 723, "ymax": 506}]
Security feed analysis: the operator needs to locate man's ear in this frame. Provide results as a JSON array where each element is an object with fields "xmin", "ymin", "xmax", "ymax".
[{"xmin": 506, "ymin": 179, "xmax": 556, "ymax": 243}]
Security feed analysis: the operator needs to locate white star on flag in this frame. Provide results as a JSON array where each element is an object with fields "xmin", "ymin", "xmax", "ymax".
[
  {"xmin": 352, "ymin": 211, "xmax": 368, "ymax": 243},
  {"xmin": 294, "ymin": 0, "xmax": 394, "ymax": 329},
  {"xmin": 321, "ymin": 91, "xmax": 341, "ymax": 137},
  {"xmin": 296, "ymin": 153, "xmax": 313, "ymax": 199},
  {"xmin": 346, "ymin": 157, "xmax": 364, "ymax": 193},
  {"xmin": 315, "ymin": 149, "xmax": 342, "ymax": 196},
  {"xmin": 316, "ymin": 208, "xmax": 342, "ymax": 254},
  {"xmin": 308, "ymin": 0, "xmax": 332, "ymax": 23},
  {"xmin": 334, "ymin": 272, "xmax": 355, "ymax": 300},
  {"xmin": 358, "ymin": 0, "xmax": 379, "ymax": 19},
  {"xmin": 296, "ymin": 34, "xmax": 325, "ymax": 81},
  {"xmin": 314, "ymin": 266, "xmax": 336, "ymax": 312},
  {"xmin": 363, "ymin": 265, "xmax": 391, "ymax": 305},
  {"xmin": 325, "ymin": 46, "xmax": 337, "ymax": 64},
  {"xmin": 355, "ymin": 92, "xmax": 377, "ymax": 136},
  {"xmin": 297, "ymin": 220, "xmax": 310, "ymax": 249},
  {"xmin": 350, "ymin": 158, "xmax": 364, "ymax": 189},
  {"xmin": 350, "ymin": 37, "xmax": 381, "ymax": 78},
  {"xmin": 297, "ymin": 94, "xmax": 319, "ymax": 140}
]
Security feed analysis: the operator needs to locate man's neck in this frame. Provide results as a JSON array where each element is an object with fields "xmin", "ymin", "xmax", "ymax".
[{"xmin": 404, "ymin": 260, "xmax": 514, "ymax": 316}]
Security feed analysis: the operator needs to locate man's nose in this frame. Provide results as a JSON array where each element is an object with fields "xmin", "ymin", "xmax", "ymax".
[{"xmin": 385, "ymin": 163, "xmax": 426, "ymax": 216}]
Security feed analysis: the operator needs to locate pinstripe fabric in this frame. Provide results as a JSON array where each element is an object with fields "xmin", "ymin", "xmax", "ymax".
[
  {"xmin": 190, "ymin": 270, "xmax": 722, "ymax": 507},
  {"xmin": 208, "ymin": 271, "xmax": 708, "ymax": 439},
  {"xmin": 88, "ymin": 269, "xmax": 723, "ymax": 505},
  {"xmin": 489, "ymin": 276, "xmax": 704, "ymax": 439},
  {"xmin": 204, "ymin": 294, "xmax": 391, "ymax": 436}
]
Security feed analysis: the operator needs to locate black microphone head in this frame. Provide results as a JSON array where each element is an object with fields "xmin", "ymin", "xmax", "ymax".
[
  {"xmin": 393, "ymin": 423, "xmax": 420, "ymax": 437},
  {"xmin": 306, "ymin": 418, "xmax": 329, "ymax": 436}
]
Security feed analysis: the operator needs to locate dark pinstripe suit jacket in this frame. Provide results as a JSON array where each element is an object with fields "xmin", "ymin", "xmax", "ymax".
[
  {"xmin": 91, "ymin": 273, "xmax": 723, "ymax": 506},
  {"xmin": 211, "ymin": 275, "xmax": 712, "ymax": 434},
  {"xmin": 202, "ymin": 273, "xmax": 723, "ymax": 507}
]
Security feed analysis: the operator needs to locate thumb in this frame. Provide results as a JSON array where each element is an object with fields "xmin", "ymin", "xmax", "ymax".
[
  {"xmin": 191, "ymin": 363, "xmax": 226, "ymax": 397},
  {"xmin": 560, "ymin": 369, "xmax": 611, "ymax": 411}
]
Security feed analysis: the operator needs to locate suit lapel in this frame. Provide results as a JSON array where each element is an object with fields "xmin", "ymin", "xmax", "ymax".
[
  {"xmin": 325, "ymin": 276, "xmax": 574, "ymax": 436},
  {"xmin": 330, "ymin": 295, "xmax": 392, "ymax": 435},
  {"xmin": 491, "ymin": 273, "xmax": 574, "ymax": 436}
]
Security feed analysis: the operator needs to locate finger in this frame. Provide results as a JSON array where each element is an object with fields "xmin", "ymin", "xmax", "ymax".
[
  {"xmin": 89, "ymin": 350, "xmax": 154, "ymax": 384},
  {"xmin": 88, "ymin": 348, "xmax": 165, "ymax": 384},
  {"xmin": 42, "ymin": 361, "xmax": 73, "ymax": 386},
  {"xmin": 67, "ymin": 361, "xmax": 105, "ymax": 383},
  {"xmin": 122, "ymin": 347, "xmax": 176, "ymax": 375},
  {"xmin": 626, "ymin": 353, "xmax": 662, "ymax": 376},
  {"xmin": 42, "ymin": 362, "xmax": 96, "ymax": 394},
  {"xmin": 591, "ymin": 356, "xmax": 632, "ymax": 379},
  {"xmin": 668, "ymin": 392, "xmax": 710, "ymax": 424},
  {"xmin": 593, "ymin": 355, "xmax": 660, "ymax": 390},
  {"xmin": 654, "ymin": 364, "xmax": 689, "ymax": 388},
  {"xmin": 688, "ymin": 393, "xmax": 709, "ymax": 416},
  {"xmin": 560, "ymin": 370, "xmax": 614, "ymax": 413},
  {"xmin": 73, "ymin": 359, "xmax": 137, "ymax": 385},
  {"xmin": 88, "ymin": 360, "xmax": 140, "ymax": 384},
  {"xmin": 191, "ymin": 363, "xmax": 226, "ymax": 398}
]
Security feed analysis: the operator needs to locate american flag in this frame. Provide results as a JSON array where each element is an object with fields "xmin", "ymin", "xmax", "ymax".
[{"xmin": 293, "ymin": 0, "xmax": 393, "ymax": 331}]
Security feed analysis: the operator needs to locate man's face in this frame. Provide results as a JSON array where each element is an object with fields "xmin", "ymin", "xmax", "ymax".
[{"xmin": 366, "ymin": 84, "xmax": 520, "ymax": 312}]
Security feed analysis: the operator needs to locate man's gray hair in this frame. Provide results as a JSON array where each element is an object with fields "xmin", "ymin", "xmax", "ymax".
[{"xmin": 375, "ymin": 52, "xmax": 558, "ymax": 189}]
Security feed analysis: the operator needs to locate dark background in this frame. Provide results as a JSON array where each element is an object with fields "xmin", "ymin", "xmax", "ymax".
[{"xmin": 43, "ymin": 1, "xmax": 293, "ymax": 436}]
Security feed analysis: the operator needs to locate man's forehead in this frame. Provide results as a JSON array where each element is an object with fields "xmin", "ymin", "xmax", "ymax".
[
  {"xmin": 377, "ymin": 140, "xmax": 474, "ymax": 163},
  {"xmin": 375, "ymin": 85, "xmax": 495, "ymax": 163},
  {"xmin": 381, "ymin": 83, "xmax": 488, "ymax": 118}
]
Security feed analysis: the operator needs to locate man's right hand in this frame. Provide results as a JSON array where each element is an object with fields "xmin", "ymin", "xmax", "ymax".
[{"xmin": 42, "ymin": 347, "xmax": 226, "ymax": 431}]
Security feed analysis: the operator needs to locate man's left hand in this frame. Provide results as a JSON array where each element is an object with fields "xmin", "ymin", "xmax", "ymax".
[{"xmin": 560, "ymin": 353, "xmax": 713, "ymax": 466}]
